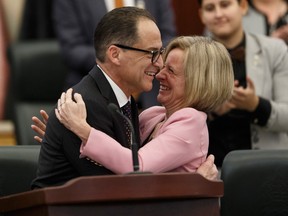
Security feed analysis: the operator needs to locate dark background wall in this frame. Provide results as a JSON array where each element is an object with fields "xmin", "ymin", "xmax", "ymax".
[{"xmin": 172, "ymin": 0, "xmax": 204, "ymax": 36}]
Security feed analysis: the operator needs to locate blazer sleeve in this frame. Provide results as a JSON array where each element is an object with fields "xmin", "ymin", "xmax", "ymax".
[
  {"xmin": 145, "ymin": 0, "xmax": 176, "ymax": 46},
  {"xmin": 52, "ymin": 0, "xmax": 95, "ymax": 74},
  {"xmin": 259, "ymin": 36, "xmax": 288, "ymax": 132},
  {"xmin": 80, "ymin": 108, "xmax": 208, "ymax": 173},
  {"xmin": 267, "ymin": 39, "xmax": 288, "ymax": 131}
]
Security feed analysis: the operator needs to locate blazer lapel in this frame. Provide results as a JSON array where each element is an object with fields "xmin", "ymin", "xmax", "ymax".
[
  {"xmin": 245, "ymin": 33, "xmax": 264, "ymax": 95},
  {"xmin": 89, "ymin": 65, "xmax": 140, "ymax": 148}
]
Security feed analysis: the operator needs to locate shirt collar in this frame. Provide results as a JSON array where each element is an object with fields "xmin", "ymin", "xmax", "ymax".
[{"xmin": 97, "ymin": 64, "xmax": 130, "ymax": 108}]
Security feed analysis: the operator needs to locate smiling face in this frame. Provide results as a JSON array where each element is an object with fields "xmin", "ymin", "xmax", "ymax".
[
  {"xmin": 94, "ymin": 7, "xmax": 164, "ymax": 98},
  {"xmin": 113, "ymin": 18, "xmax": 163, "ymax": 96},
  {"xmin": 155, "ymin": 48, "xmax": 186, "ymax": 115},
  {"xmin": 154, "ymin": 36, "xmax": 234, "ymax": 116},
  {"xmin": 199, "ymin": 0, "xmax": 247, "ymax": 43}
]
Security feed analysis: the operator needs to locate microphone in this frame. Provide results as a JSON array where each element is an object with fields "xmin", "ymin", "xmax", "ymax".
[{"xmin": 108, "ymin": 103, "xmax": 140, "ymax": 172}]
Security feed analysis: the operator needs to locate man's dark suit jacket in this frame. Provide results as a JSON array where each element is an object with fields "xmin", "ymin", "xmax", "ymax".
[
  {"xmin": 53, "ymin": 0, "xmax": 176, "ymax": 108},
  {"xmin": 31, "ymin": 66, "xmax": 140, "ymax": 188}
]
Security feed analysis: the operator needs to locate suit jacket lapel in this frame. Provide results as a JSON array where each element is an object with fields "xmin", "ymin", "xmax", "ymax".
[
  {"xmin": 245, "ymin": 33, "xmax": 264, "ymax": 95},
  {"xmin": 88, "ymin": 65, "xmax": 118, "ymax": 104},
  {"xmin": 89, "ymin": 65, "xmax": 140, "ymax": 148}
]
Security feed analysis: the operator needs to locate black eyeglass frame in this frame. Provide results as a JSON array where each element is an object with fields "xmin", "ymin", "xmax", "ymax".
[{"xmin": 113, "ymin": 44, "xmax": 165, "ymax": 63}]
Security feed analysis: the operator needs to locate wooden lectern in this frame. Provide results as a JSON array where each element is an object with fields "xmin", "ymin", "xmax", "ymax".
[{"xmin": 0, "ymin": 172, "xmax": 223, "ymax": 216}]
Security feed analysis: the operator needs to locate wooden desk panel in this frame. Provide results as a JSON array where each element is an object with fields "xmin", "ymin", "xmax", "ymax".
[{"xmin": 0, "ymin": 172, "xmax": 223, "ymax": 216}]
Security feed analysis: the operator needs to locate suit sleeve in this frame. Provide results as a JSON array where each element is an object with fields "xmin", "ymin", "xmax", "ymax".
[
  {"xmin": 147, "ymin": 0, "xmax": 176, "ymax": 46},
  {"xmin": 264, "ymin": 38, "xmax": 288, "ymax": 131},
  {"xmin": 52, "ymin": 0, "xmax": 95, "ymax": 74}
]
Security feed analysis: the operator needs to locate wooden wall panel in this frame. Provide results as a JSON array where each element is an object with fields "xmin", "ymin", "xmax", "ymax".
[{"xmin": 172, "ymin": 0, "xmax": 204, "ymax": 36}]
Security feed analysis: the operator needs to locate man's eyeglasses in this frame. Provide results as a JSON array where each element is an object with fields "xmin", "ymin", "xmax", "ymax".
[{"xmin": 114, "ymin": 44, "xmax": 165, "ymax": 64}]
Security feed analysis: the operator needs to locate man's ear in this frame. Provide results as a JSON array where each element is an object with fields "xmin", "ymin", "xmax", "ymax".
[
  {"xmin": 107, "ymin": 45, "xmax": 121, "ymax": 65},
  {"xmin": 240, "ymin": 0, "xmax": 249, "ymax": 15},
  {"xmin": 198, "ymin": 8, "xmax": 205, "ymax": 25}
]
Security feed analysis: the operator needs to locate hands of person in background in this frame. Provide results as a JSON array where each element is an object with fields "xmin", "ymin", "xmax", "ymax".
[
  {"xmin": 196, "ymin": 154, "xmax": 218, "ymax": 180},
  {"xmin": 55, "ymin": 88, "xmax": 91, "ymax": 142},
  {"xmin": 230, "ymin": 76, "xmax": 259, "ymax": 112},
  {"xmin": 212, "ymin": 100, "xmax": 236, "ymax": 116},
  {"xmin": 212, "ymin": 77, "xmax": 259, "ymax": 117},
  {"xmin": 31, "ymin": 110, "xmax": 49, "ymax": 143},
  {"xmin": 211, "ymin": 79, "xmax": 239, "ymax": 116},
  {"xmin": 271, "ymin": 24, "xmax": 288, "ymax": 43}
]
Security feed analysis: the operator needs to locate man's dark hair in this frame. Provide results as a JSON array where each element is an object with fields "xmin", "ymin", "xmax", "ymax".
[{"xmin": 94, "ymin": 7, "xmax": 156, "ymax": 63}]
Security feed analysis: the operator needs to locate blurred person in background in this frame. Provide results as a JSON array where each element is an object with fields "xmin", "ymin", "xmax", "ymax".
[
  {"xmin": 198, "ymin": 0, "xmax": 288, "ymax": 167},
  {"xmin": 243, "ymin": 0, "xmax": 288, "ymax": 44}
]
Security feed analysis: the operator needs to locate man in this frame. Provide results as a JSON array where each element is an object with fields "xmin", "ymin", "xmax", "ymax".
[
  {"xmin": 32, "ymin": 7, "xmax": 217, "ymax": 188},
  {"xmin": 53, "ymin": 0, "xmax": 176, "ymax": 108}
]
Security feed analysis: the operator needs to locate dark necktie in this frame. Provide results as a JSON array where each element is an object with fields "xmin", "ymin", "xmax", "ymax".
[{"xmin": 121, "ymin": 102, "xmax": 132, "ymax": 148}]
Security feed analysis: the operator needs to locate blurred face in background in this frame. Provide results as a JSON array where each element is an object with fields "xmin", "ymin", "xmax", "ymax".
[{"xmin": 199, "ymin": 0, "xmax": 248, "ymax": 40}]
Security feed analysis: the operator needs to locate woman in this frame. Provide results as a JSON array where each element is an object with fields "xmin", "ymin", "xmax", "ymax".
[
  {"xmin": 55, "ymin": 36, "xmax": 234, "ymax": 174},
  {"xmin": 198, "ymin": 0, "xmax": 288, "ymax": 167}
]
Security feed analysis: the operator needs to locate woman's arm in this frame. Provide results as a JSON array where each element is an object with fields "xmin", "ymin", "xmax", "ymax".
[
  {"xmin": 31, "ymin": 110, "xmax": 49, "ymax": 143},
  {"xmin": 55, "ymin": 88, "xmax": 91, "ymax": 142},
  {"xmin": 56, "ymin": 89, "xmax": 208, "ymax": 174},
  {"xmin": 33, "ymin": 88, "xmax": 218, "ymax": 179}
]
